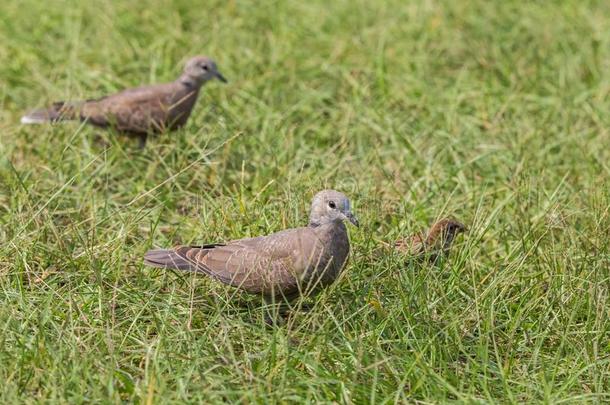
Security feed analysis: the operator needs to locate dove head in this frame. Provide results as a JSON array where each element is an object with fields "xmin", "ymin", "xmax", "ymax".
[
  {"xmin": 308, "ymin": 190, "xmax": 359, "ymax": 227},
  {"xmin": 181, "ymin": 56, "xmax": 227, "ymax": 86},
  {"xmin": 427, "ymin": 218, "xmax": 466, "ymax": 248}
]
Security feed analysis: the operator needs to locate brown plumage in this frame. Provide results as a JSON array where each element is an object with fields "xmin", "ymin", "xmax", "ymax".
[
  {"xmin": 395, "ymin": 218, "xmax": 466, "ymax": 262},
  {"xmin": 21, "ymin": 56, "xmax": 227, "ymax": 145},
  {"xmin": 144, "ymin": 190, "xmax": 359, "ymax": 304}
]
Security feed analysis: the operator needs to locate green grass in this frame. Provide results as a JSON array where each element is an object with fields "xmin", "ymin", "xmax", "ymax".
[{"xmin": 1, "ymin": 0, "xmax": 609, "ymax": 402}]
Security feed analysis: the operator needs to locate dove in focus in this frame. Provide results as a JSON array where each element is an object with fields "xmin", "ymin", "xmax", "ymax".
[{"xmin": 144, "ymin": 190, "xmax": 358, "ymax": 322}]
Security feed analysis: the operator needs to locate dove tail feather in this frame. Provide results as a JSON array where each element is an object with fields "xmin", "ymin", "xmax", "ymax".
[
  {"xmin": 21, "ymin": 101, "xmax": 80, "ymax": 124},
  {"xmin": 143, "ymin": 249, "xmax": 201, "ymax": 273}
]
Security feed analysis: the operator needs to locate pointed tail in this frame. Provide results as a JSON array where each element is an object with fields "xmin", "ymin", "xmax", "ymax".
[
  {"xmin": 21, "ymin": 101, "xmax": 81, "ymax": 124},
  {"xmin": 143, "ymin": 248, "xmax": 199, "ymax": 272}
]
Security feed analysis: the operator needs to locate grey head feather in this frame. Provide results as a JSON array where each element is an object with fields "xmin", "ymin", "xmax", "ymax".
[
  {"xmin": 179, "ymin": 56, "xmax": 227, "ymax": 87},
  {"xmin": 308, "ymin": 189, "xmax": 359, "ymax": 227}
]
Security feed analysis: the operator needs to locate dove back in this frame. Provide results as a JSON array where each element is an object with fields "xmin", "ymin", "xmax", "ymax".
[
  {"xmin": 79, "ymin": 81, "xmax": 201, "ymax": 134},
  {"xmin": 22, "ymin": 81, "xmax": 201, "ymax": 135}
]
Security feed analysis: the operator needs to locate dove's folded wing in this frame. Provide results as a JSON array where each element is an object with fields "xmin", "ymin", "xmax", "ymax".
[
  {"xmin": 81, "ymin": 83, "xmax": 180, "ymax": 132},
  {"xmin": 144, "ymin": 228, "xmax": 319, "ymax": 295}
]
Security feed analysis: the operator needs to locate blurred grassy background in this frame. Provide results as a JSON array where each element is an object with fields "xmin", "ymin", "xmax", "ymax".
[{"xmin": 0, "ymin": 0, "xmax": 609, "ymax": 402}]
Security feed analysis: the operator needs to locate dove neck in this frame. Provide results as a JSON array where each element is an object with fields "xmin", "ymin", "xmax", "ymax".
[
  {"xmin": 178, "ymin": 74, "xmax": 205, "ymax": 89},
  {"xmin": 308, "ymin": 217, "xmax": 347, "ymax": 231}
]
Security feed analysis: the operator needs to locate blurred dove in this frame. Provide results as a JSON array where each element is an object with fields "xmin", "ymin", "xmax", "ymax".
[
  {"xmin": 21, "ymin": 56, "xmax": 227, "ymax": 146},
  {"xmin": 144, "ymin": 190, "xmax": 358, "ymax": 323}
]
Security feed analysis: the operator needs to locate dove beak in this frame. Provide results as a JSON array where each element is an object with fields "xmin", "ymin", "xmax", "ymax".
[
  {"xmin": 346, "ymin": 212, "xmax": 359, "ymax": 227},
  {"xmin": 215, "ymin": 72, "xmax": 228, "ymax": 83}
]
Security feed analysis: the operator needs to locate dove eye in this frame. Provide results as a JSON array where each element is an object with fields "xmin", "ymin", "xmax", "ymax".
[
  {"xmin": 328, "ymin": 201, "xmax": 336, "ymax": 209},
  {"xmin": 201, "ymin": 65, "xmax": 209, "ymax": 71}
]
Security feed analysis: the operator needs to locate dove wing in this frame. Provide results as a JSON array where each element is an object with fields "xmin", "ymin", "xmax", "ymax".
[
  {"xmin": 145, "ymin": 227, "xmax": 323, "ymax": 296},
  {"xmin": 80, "ymin": 83, "xmax": 195, "ymax": 133}
]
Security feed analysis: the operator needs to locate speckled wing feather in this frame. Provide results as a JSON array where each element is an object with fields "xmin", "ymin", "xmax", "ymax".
[
  {"xmin": 394, "ymin": 233, "xmax": 426, "ymax": 256},
  {"xmin": 395, "ymin": 219, "xmax": 466, "ymax": 262}
]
